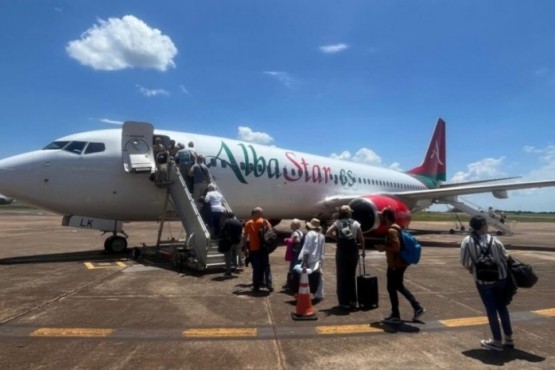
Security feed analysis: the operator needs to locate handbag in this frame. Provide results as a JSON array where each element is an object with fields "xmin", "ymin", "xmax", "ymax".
[{"xmin": 508, "ymin": 256, "xmax": 538, "ymax": 288}]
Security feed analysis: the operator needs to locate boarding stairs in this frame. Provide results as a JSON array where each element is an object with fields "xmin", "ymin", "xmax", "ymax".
[
  {"xmin": 445, "ymin": 198, "xmax": 513, "ymax": 235},
  {"xmin": 154, "ymin": 161, "xmax": 233, "ymax": 271}
]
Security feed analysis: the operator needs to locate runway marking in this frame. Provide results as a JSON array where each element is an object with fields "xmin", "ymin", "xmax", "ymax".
[
  {"xmin": 316, "ymin": 324, "xmax": 381, "ymax": 335},
  {"xmin": 183, "ymin": 328, "xmax": 257, "ymax": 338},
  {"xmin": 532, "ymin": 308, "xmax": 555, "ymax": 317},
  {"xmin": 439, "ymin": 316, "xmax": 489, "ymax": 327},
  {"xmin": 31, "ymin": 328, "xmax": 113, "ymax": 337},
  {"xmin": 84, "ymin": 261, "xmax": 127, "ymax": 270},
  {"xmin": 15, "ymin": 307, "xmax": 555, "ymax": 340}
]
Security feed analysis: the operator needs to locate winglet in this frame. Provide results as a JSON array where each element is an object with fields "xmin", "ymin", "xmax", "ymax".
[{"xmin": 407, "ymin": 118, "xmax": 446, "ymax": 187}]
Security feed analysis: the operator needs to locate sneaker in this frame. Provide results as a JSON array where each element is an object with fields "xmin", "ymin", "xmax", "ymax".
[
  {"xmin": 223, "ymin": 272, "xmax": 232, "ymax": 277},
  {"xmin": 267, "ymin": 285, "xmax": 274, "ymax": 292},
  {"xmin": 383, "ymin": 315, "xmax": 401, "ymax": 324},
  {"xmin": 413, "ymin": 307, "xmax": 425, "ymax": 321},
  {"xmin": 504, "ymin": 336, "xmax": 514, "ymax": 349},
  {"xmin": 480, "ymin": 339, "xmax": 503, "ymax": 351}
]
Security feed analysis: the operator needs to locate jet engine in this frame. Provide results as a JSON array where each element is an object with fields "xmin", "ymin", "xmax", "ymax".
[{"xmin": 348, "ymin": 195, "xmax": 411, "ymax": 235}]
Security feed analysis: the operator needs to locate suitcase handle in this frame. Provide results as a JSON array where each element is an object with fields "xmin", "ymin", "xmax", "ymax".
[{"xmin": 358, "ymin": 254, "xmax": 366, "ymax": 276}]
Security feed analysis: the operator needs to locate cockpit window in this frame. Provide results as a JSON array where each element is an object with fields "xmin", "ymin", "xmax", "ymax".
[
  {"xmin": 84, "ymin": 142, "xmax": 105, "ymax": 154},
  {"xmin": 64, "ymin": 141, "xmax": 87, "ymax": 155},
  {"xmin": 43, "ymin": 141, "xmax": 70, "ymax": 150}
]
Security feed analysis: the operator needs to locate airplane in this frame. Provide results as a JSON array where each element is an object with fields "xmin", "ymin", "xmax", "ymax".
[
  {"xmin": 0, "ymin": 193, "xmax": 14, "ymax": 205},
  {"xmin": 1, "ymin": 118, "xmax": 555, "ymax": 254}
]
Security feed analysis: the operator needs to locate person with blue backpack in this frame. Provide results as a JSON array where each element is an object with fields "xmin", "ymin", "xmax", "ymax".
[{"xmin": 376, "ymin": 208, "xmax": 425, "ymax": 324}]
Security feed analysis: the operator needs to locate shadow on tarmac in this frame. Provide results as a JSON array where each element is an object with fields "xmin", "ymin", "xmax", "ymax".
[
  {"xmin": 0, "ymin": 250, "xmax": 129, "ymax": 264},
  {"xmin": 370, "ymin": 321, "xmax": 421, "ymax": 334},
  {"xmin": 462, "ymin": 348, "xmax": 545, "ymax": 366}
]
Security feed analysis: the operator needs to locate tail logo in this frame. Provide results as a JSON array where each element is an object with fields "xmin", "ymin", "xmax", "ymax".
[{"xmin": 429, "ymin": 140, "xmax": 444, "ymax": 166}]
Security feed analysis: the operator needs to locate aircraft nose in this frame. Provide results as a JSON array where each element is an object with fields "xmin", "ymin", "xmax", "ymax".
[{"xmin": 0, "ymin": 152, "xmax": 45, "ymax": 200}]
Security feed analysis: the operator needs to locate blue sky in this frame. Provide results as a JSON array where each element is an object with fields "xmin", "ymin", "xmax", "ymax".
[{"xmin": 1, "ymin": 1, "xmax": 555, "ymax": 211}]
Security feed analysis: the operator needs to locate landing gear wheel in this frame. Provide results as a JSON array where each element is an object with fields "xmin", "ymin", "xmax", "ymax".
[{"xmin": 104, "ymin": 236, "xmax": 128, "ymax": 254}]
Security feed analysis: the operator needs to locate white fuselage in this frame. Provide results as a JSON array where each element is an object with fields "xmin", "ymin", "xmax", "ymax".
[{"xmin": 0, "ymin": 127, "xmax": 428, "ymax": 222}]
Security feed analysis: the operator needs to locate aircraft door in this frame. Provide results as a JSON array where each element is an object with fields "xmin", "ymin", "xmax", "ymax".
[{"xmin": 122, "ymin": 121, "xmax": 155, "ymax": 173}]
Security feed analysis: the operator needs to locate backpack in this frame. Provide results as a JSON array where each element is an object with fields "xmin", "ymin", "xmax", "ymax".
[
  {"xmin": 336, "ymin": 219, "xmax": 357, "ymax": 248},
  {"xmin": 260, "ymin": 220, "xmax": 278, "ymax": 254},
  {"xmin": 473, "ymin": 235, "xmax": 499, "ymax": 282},
  {"xmin": 395, "ymin": 227, "xmax": 421, "ymax": 265}
]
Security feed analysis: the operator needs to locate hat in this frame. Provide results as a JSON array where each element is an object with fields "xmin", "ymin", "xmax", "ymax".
[
  {"xmin": 340, "ymin": 205, "xmax": 352, "ymax": 213},
  {"xmin": 469, "ymin": 215, "xmax": 487, "ymax": 230},
  {"xmin": 306, "ymin": 218, "xmax": 321, "ymax": 230}
]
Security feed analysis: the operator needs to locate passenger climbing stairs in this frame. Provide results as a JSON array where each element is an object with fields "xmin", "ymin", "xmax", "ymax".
[{"xmin": 152, "ymin": 161, "xmax": 233, "ymax": 271}]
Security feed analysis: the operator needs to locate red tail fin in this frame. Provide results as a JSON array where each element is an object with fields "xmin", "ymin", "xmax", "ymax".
[{"xmin": 407, "ymin": 118, "xmax": 446, "ymax": 186}]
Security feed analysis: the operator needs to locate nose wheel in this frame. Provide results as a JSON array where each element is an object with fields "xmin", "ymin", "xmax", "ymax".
[{"xmin": 104, "ymin": 235, "xmax": 128, "ymax": 253}]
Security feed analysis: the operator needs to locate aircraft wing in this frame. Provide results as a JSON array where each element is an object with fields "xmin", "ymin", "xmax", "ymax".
[
  {"xmin": 398, "ymin": 179, "xmax": 555, "ymax": 201},
  {"xmin": 437, "ymin": 176, "xmax": 520, "ymax": 189},
  {"xmin": 320, "ymin": 179, "xmax": 555, "ymax": 210}
]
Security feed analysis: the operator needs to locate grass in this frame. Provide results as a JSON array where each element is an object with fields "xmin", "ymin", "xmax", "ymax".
[
  {"xmin": 412, "ymin": 211, "xmax": 555, "ymax": 223},
  {"xmin": 2, "ymin": 204, "xmax": 555, "ymax": 223}
]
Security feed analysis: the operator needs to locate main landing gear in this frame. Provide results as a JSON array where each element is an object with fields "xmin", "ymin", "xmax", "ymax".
[{"xmin": 104, "ymin": 232, "xmax": 129, "ymax": 254}]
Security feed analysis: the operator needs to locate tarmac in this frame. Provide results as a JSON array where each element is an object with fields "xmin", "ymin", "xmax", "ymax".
[{"xmin": 0, "ymin": 209, "xmax": 553, "ymax": 369}]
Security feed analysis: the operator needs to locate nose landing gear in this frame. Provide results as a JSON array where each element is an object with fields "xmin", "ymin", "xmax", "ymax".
[{"xmin": 104, "ymin": 232, "xmax": 129, "ymax": 254}]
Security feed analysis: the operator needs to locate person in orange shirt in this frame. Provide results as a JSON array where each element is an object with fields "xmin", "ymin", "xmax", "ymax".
[{"xmin": 243, "ymin": 207, "xmax": 273, "ymax": 294}]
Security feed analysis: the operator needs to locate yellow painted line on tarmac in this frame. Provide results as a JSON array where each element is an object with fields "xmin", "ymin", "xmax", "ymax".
[
  {"xmin": 31, "ymin": 328, "xmax": 113, "ymax": 337},
  {"xmin": 83, "ymin": 261, "xmax": 127, "ymax": 269},
  {"xmin": 532, "ymin": 308, "xmax": 555, "ymax": 317},
  {"xmin": 183, "ymin": 328, "xmax": 257, "ymax": 338},
  {"xmin": 316, "ymin": 324, "xmax": 381, "ymax": 335},
  {"xmin": 439, "ymin": 316, "xmax": 489, "ymax": 328}
]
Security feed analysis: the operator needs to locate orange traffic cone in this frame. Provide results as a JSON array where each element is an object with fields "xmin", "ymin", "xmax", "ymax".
[{"xmin": 291, "ymin": 267, "xmax": 317, "ymax": 321}]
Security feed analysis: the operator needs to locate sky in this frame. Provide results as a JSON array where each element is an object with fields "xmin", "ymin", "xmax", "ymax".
[{"xmin": 1, "ymin": 1, "xmax": 555, "ymax": 212}]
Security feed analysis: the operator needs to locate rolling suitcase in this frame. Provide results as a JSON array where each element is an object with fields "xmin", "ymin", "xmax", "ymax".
[{"xmin": 357, "ymin": 255, "xmax": 379, "ymax": 309}]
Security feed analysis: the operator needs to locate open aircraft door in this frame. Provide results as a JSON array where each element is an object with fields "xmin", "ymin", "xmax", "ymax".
[{"xmin": 122, "ymin": 121, "xmax": 155, "ymax": 173}]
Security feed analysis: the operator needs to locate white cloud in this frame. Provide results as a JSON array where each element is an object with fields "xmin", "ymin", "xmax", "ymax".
[
  {"xmin": 352, "ymin": 148, "xmax": 382, "ymax": 165},
  {"xmin": 388, "ymin": 162, "xmax": 403, "ymax": 171},
  {"xmin": 100, "ymin": 118, "xmax": 123, "ymax": 125},
  {"xmin": 263, "ymin": 71, "xmax": 297, "ymax": 89},
  {"xmin": 330, "ymin": 147, "xmax": 382, "ymax": 166},
  {"xmin": 179, "ymin": 85, "xmax": 191, "ymax": 95},
  {"xmin": 237, "ymin": 126, "xmax": 274, "ymax": 145},
  {"xmin": 319, "ymin": 43, "xmax": 349, "ymax": 54},
  {"xmin": 66, "ymin": 15, "xmax": 177, "ymax": 71},
  {"xmin": 137, "ymin": 85, "xmax": 170, "ymax": 97},
  {"xmin": 330, "ymin": 150, "xmax": 352, "ymax": 161},
  {"xmin": 450, "ymin": 157, "xmax": 506, "ymax": 183}
]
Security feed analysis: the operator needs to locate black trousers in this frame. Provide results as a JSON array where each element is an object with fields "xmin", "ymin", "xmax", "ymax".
[
  {"xmin": 387, "ymin": 267, "xmax": 420, "ymax": 317},
  {"xmin": 336, "ymin": 246, "xmax": 359, "ymax": 306}
]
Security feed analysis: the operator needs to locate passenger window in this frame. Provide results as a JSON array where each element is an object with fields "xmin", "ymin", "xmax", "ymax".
[
  {"xmin": 210, "ymin": 158, "xmax": 217, "ymax": 166},
  {"xmin": 43, "ymin": 141, "xmax": 70, "ymax": 150},
  {"xmin": 84, "ymin": 142, "xmax": 105, "ymax": 154},
  {"xmin": 220, "ymin": 160, "xmax": 227, "ymax": 168},
  {"xmin": 64, "ymin": 141, "xmax": 87, "ymax": 155}
]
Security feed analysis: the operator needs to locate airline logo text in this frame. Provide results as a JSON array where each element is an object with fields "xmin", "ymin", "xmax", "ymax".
[{"xmin": 212, "ymin": 141, "xmax": 357, "ymax": 186}]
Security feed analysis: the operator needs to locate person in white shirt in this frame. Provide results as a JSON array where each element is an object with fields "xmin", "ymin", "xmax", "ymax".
[
  {"xmin": 298, "ymin": 218, "xmax": 325, "ymax": 301},
  {"xmin": 460, "ymin": 215, "xmax": 513, "ymax": 351},
  {"xmin": 204, "ymin": 184, "xmax": 224, "ymax": 238}
]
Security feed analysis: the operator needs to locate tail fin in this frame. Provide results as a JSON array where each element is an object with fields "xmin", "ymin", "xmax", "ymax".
[{"xmin": 407, "ymin": 118, "xmax": 446, "ymax": 187}]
